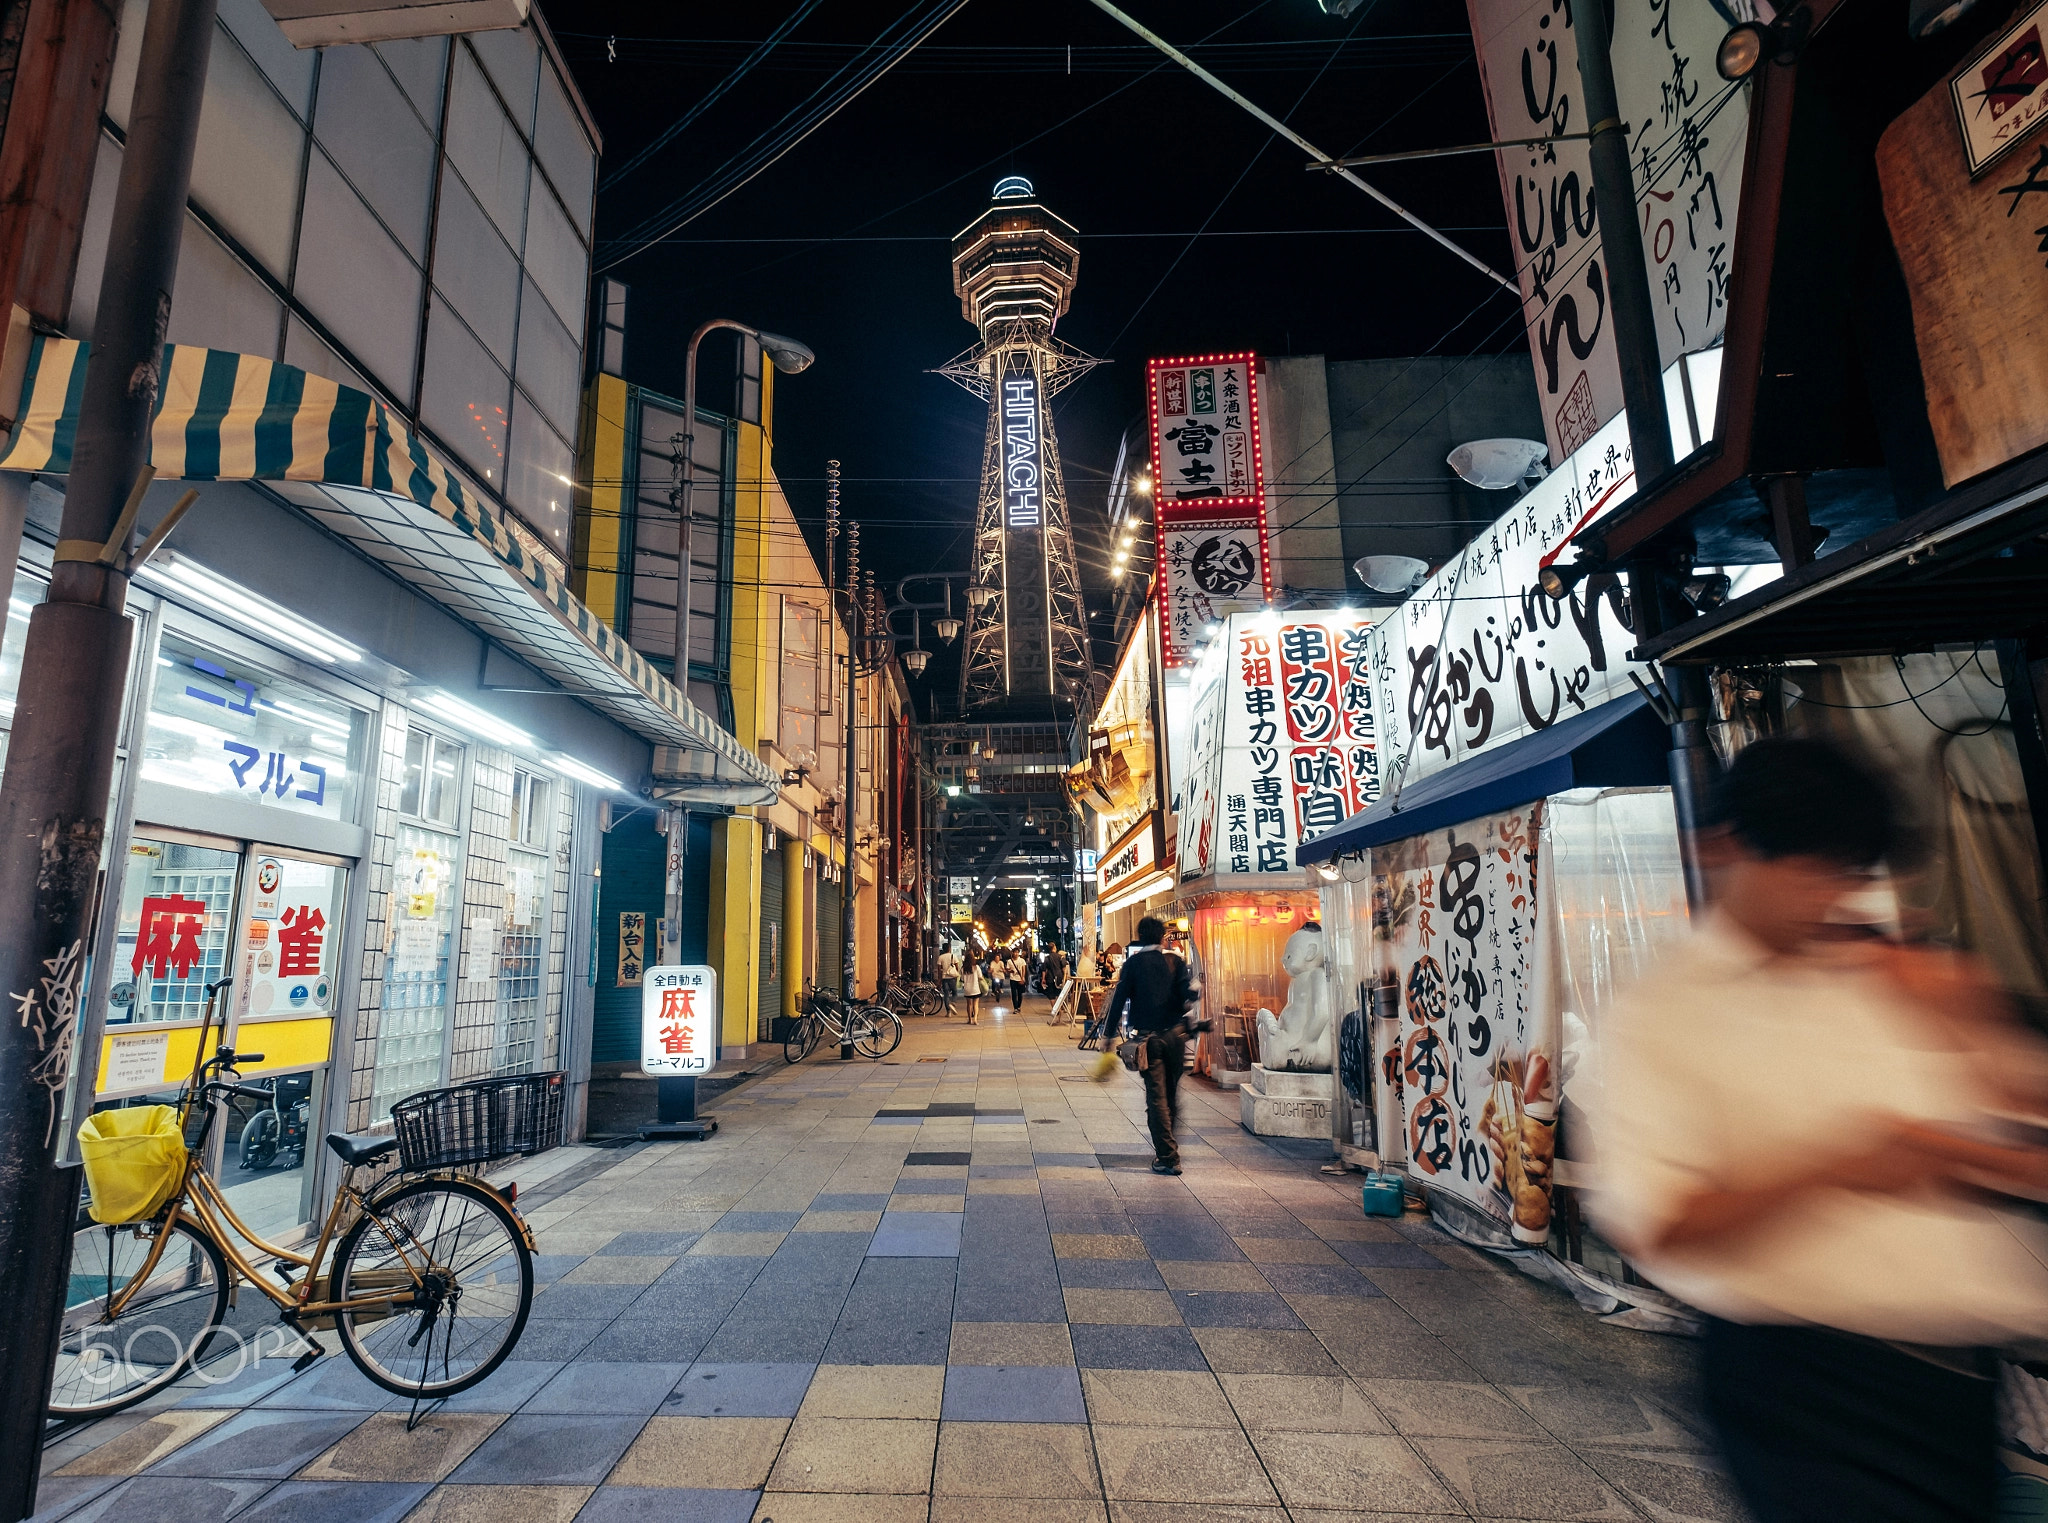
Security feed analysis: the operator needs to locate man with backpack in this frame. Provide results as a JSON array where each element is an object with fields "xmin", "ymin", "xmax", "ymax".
[{"xmin": 1102, "ymin": 916, "xmax": 1199, "ymax": 1174}]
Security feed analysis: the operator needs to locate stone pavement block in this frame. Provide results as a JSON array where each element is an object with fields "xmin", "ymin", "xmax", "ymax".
[
  {"xmin": 524, "ymin": 1361, "xmax": 691, "ymax": 1416},
  {"xmin": 1231, "ymin": 1237, "xmax": 1342, "ymax": 1265},
  {"xmin": 1079, "ymin": 1369, "xmax": 1234, "ymax": 1429},
  {"xmin": 1253, "ymin": 1262, "xmax": 1382, "ymax": 1297},
  {"xmin": 941, "ymin": 1364, "xmax": 1086, "ymax": 1423},
  {"xmin": 1361, "ymin": 1377, "xmax": 1548, "ymax": 1439},
  {"xmin": 664, "ymin": 1363, "xmax": 817, "ymax": 1418},
  {"xmin": 932, "ymin": 1498, "xmax": 1108, "ymax": 1523},
  {"xmin": 1298, "ymin": 1216, "xmax": 1406, "ymax": 1243},
  {"xmin": 1410, "ymin": 1435, "xmax": 1640, "ymax": 1519},
  {"xmin": 948, "ymin": 1321, "xmax": 1074, "ymax": 1366},
  {"xmin": 50, "ymin": 1410, "xmax": 231, "ymax": 1476},
  {"xmin": 1062, "ymin": 1289, "xmax": 1180, "ymax": 1326},
  {"xmin": 146, "ymin": 1409, "xmax": 369, "ymax": 1478},
  {"xmin": 1574, "ymin": 1445, "xmax": 1751, "ymax": 1522},
  {"xmin": 513, "ymin": 1319, "xmax": 609, "ymax": 1361},
  {"xmin": 799, "ymin": 1364, "xmax": 944, "ymax": 1420},
  {"xmin": 214, "ymin": 1479, "xmax": 434, "ymax": 1523},
  {"xmin": 600, "ymin": 1232, "xmax": 704, "ymax": 1256},
  {"xmin": 446, "ymin": 1413, "xmax": 648, "ymax": 1485},
  {"xmin": 431, "ymin": 1359, "xmax": 565, "ymax": 1413},
  {"xmin": 1067, "ymin": 1325, "xmax": 1207, "ymax": 1371},
  {"xmin": 609, "ymin": 1416, "xmax": 791, "ymax": 1489},
  {"xmin": 885, "ymin": 1196, "xmax": 966, "ymax": 1214},
  {"xmin": 767, "ymin": 1416, "xmax": 940, "ymax": 1493},
  {"xmin": 1050, "ymin": 1234, "xmax": 1145, "ymax": 1260},
  {"xmin": 1172, "ymin": 1291, "xmax": 1305, "ymax": 1330},
  {"xmin": 529, "ymin": 1283, "xmax": 647, "ymax": 1321},
  {"xmin": 575, "ymin": 1317, "xmax": 723, "ymax": 1365},
  {"xmin": 757, "ymin": 1494, "xmax": 935, "ymax": 1523},
  {"xmin": 932, "ymin": 1421, "xmax": 1102, "ymax": 1498},
  {"xmin": 697, "ymin": 1311, "xmax": 844, "ymax": 1365},
  {"xmin": 1105, "ymin": 1505, "xmax": 1287, "ymax": 1523},
  {"xmin": 563, "ymin": 1256, "xmax": 677, "ymax": 1284},
  {"xmin": 399, "ymin": 1483, "xmax": 593, "ymax": 1522},
  {"xmin": 870, "ymin": 1212, "xmax": 963, "ymax": 1256},
  {"xmin": 691, "ymin": 1231, "xmax": 792, "ymax": 1256},
  {"xmin": 1153, "ymin": 1261, "xmax": 1270, "ymax": 1293},
  {"xmin": 720, "ymin": 1211, "xmax": 807, "ymax": 1233},
  {"xmin": 173, "ymin": 1354, "xmax": 307, "ymax": 1409},
  {"xmin": 796, "ymin": 1211, "xmax": 881, "ymax": 1233},
  {"xmin": 1248, "ymin": 1431, "xmax": 1459, "ymax": 1514},
  {"xmin": 1217, "ymin": 1374, "xmax": 1388, "ymax": 1433},
  {"xmin": 296, "ymin": 1411, "xmax": 504, "ymax": 1482},
  {"xmin": 1189, "ymin": 1329, "xmax": 1342, "ymax": 1376},
  {"xmin": 574, "ymin": 1486, "xmax": 763, "ymax": 1523},
  {"xmin": 1056, "ymin": 1258, "xmax": 1165, "ymax": 1290},
  {"xmin": 1092, "ymin": 1425, "xmax": 1277, "ymax": 1506},
  {"xmin": 1332, "ymin": 1239, "xmax": 1452, "ymax": 1269}
]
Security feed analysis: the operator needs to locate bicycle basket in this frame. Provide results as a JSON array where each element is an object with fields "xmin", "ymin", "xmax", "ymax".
[
  {"xmin": 390, "ymin": 1070, "xmax": 565, "ymax": 1173},
  {"xmin": 77, "ymin": 1105, "xmax": 186, "ymax": 1224}
]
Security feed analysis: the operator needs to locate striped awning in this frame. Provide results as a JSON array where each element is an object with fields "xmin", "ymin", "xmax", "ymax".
[{"xmin": 1, "ymin": 335, "xmax": 776, "ymax": 800}]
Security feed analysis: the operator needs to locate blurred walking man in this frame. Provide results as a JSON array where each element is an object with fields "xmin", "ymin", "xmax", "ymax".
[
  {"xmin": 1593, "ymin": 737, "xmax": 2048, "ymax": 1522},
  {"xmin": 1103, "ymin": 916, "xmax": 1197, "ymax": 1175}
]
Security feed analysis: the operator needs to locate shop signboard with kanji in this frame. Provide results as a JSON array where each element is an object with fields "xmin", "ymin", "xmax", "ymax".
[
  {"xmin": 241, "ymin": 856, "xmax": 345, "ymax": 1016},
  {"xmin": 141, "ymin": 633, "xmax": 365, "ymax": 824},
  {"xmin": 1158, "ymin": 513, "xmax": 1270, "ymax": 667},
  {"xmin": 1175, "ymin": 609, "xmax": 1381, "ymax": 886},
  {"xmin": 1371, "ymin": 806, "xmax": 1557, "ymax": 1240},
  {"xmin": 641, "ymin": 965, "xmax": 716, "ymax": 1076},
  {"xmin": 1365, "ymin": 406, "xmax": 1641, "ymax": 792},
  {"xmin": 1464, "ymin": 0, "xmax": 1747, "ymax": 462},
  {"xmin": 1147, "ymin": 354, "xmax": 1264, "ymax": 505}
]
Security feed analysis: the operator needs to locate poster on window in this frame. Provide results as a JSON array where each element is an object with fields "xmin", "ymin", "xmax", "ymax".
[
  {"xmin": 1464, "ymin": 0, "xmax": 1747, "ymax": 461},
  {"xmin": 1158, "ymin": 514, "xmax": 1270, "ymax": 665},
  {"xmin": 1378, "ymin": 806, "xmax": 1556, "ymax": 1238},
  {"xmin": 1148, "ymin": 354, "xmax": 1263, "ymax": 505},
  {"xmin": 1176, "ymin": 610, "xmax": 1381, "ymax": 885}
]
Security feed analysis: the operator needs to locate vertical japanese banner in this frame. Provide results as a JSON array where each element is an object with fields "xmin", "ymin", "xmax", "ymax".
[
  {"xmin": 1148, "ymin": 354, "xmax": 1272, "ymax": 666},
  {"xmin": 1464, "ymin": 0, "xmax": 1748, "ymax": 462},
  {"xmin": 1378, "ymin": 808, "xmax": 1557, "ymax": 1236},
  {"xmin": 1175, "ymin": 638, "xmax": 1229, "ymax": 881}
]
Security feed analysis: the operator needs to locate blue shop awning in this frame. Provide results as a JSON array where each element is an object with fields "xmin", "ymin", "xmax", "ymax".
[
  {"xmin": 1296, "ymin": 691, "xmax": 1669, "ymax": 863},
  {"xmin": 0, "ymin": 334, "xmax": 778, "ymax": 802}
]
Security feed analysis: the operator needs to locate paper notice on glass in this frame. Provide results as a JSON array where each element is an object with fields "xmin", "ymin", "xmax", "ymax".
[
  {"xmin": 104, "ymin": 1029, "xmax": 170, "ymax": 1093},
  {"xmin": 464, "ymin": 916, "xmax": 499, "ymax": 972},
  {"xmin": 389, "ymin": 919, "xmax": 441, "ymax": 977},
  {"xmin": 510, "ymin": 864, "xmax": 538, "ymax": 928}
]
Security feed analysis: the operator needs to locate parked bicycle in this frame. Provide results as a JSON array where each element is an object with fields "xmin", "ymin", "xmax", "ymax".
[
  {"xmin": 54, "ymin": 980, "xmax": 549, "ymax": 1420},
  {"xmin": 875, "ymin": 978, "xmax": 944, "ymax": 1019},
  {"xmin": 236, "ymin": 1071, "xmax": 311, "ymax": 1173},
  {"xmin": 786, "ymin": 983, "xmax": 903, "ymax": 1062}
]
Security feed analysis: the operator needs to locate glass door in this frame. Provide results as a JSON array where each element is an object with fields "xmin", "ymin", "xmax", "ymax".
[{"xmin": 221, "ymin": 849, "xmax": 349, "ymax": 1240}]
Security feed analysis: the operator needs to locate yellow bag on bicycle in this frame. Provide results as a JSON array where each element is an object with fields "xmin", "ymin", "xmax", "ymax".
[{"xmin": 77, "ymin": 1105, "xmax": 186, "ymax": 1224}]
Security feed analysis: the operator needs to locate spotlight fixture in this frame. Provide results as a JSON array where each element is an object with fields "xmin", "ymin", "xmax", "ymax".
[
  {"xmin": 1680, "ymin": 572, "xmax": 1733, "ymax": 612},
  {"xmin": 1716, "ymin": 21, "xmax": 1765, "ymax": 76},
  {"xmin": 1717, "ymin": 5, "xmax": 1812, "ymax": 78},
  {"xmin": 1537, "ymin": 556, "xmax": 1601, "ymax": 601}
]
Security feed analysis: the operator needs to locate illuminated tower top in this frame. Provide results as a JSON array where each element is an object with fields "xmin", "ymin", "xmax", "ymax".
[{"xmin": 951, "ymin": 177, "xmax": 1082, "ymax": 336}]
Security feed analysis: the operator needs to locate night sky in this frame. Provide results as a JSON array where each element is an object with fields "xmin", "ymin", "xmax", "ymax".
[{"xmin": 556, "ymin": 0, "xmax": 1524, "ymax": 686}]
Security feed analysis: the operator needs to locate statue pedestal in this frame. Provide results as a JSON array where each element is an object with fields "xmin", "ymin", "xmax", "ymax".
[{"xmin": 1239, "ymin": 1064, "xmax": 1334, "ymax": 1138}]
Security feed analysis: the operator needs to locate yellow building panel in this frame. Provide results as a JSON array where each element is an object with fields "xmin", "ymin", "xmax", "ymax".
[
  {"xmin": 95, "ymin": 1016, "xmax": 334, "ymax": 1097},
  {"xmin": 572, "ymin": 372, "xmax": 629, "ymax": 626}
]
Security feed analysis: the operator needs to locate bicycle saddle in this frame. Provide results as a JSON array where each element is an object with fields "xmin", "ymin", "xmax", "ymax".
[{"xmin": 325, "ymin": 1131, "xmax": 398, "ymax": 1167}]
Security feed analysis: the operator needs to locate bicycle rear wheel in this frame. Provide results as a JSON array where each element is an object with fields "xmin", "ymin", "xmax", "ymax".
[
  {"xmin": 785, "ymin": 1012, "xmax": 819, "ymax": 1063},
  {"xmin": 913, "ymin": 983, "xmax": 943, "ymax": 1018},
  {"xmin": 50, "ymin": 1216, "xmax": 230, "ymax": 1419},
  {"xmin": 334, "ymin": 1177, "xmax": 532, "ymax": 1398}
]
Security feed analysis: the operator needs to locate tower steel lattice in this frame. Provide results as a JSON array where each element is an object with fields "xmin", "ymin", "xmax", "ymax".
[{"xmin": 938, "ymin": 178, "xmax": 1101, "ymax": 714}]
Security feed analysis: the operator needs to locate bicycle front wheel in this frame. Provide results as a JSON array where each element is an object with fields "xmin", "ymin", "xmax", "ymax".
[
  {"xmin": 50, "ymin": 1215, "xmax": 231, "ymax": 1419},
  {"xmin": 334, "ymin": 1177, "xmax": 533, "ymax": 1399},
  {"xmin": 855, "ymin": 1007, "xmax": 903, "ymax": 1058},
  {"xmin": 913, "ymin": 984, "xmax": 943, "ymax": 1018}
]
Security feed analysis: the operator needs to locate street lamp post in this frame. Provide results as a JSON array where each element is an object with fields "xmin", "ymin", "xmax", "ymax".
[{"xmin": 669, "ymin": 320, "xmax": 813, "ymax": 967}]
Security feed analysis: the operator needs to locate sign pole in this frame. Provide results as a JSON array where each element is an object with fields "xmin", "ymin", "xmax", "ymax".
[{"xmin": 0, "ymin": 0, "xmax": 219, "ymax": 1513}]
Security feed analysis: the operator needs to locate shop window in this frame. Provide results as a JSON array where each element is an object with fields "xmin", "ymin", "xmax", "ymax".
[
  {"xmin": 496, "ymin": 843, "xmax": 550, "ymax": 1075},
  {"xmin": 373, "ymin": 820, "xmax": 460, "ymax": 1118},
  {"xmin": 399, "ymin": 727, "xmax": 463, "ymax": 826},
  {"xmin": 509, "ymin": 768, "xmax": 553, "ymax": 847},
  {"xmin": 108, "ymin": 838, "xmax": 241, "ymax": 1024},
  {"xmin": 142, "ymin": 633, "xmax": 365, "ymax": 824}
]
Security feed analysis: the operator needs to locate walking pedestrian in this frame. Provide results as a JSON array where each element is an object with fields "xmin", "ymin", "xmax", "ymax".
[
  {"xmin": 961, "ymin": 953, "xmax": 982, "ymax": 1025},
  {"xmin": 1591, "ymin": 737, "xmax": 2048, "ymax": 1523},
  {"xmin": 937, "ymin": 943, "xmax": 960, "ymax": 1015},
  {"xmin": 1102, "ymin": 916, "xmax": 1198, "ymax": 1174},
  {"xmin": 1009, "ymin": 951, "xmax": 1028, "ymax": 1011}
]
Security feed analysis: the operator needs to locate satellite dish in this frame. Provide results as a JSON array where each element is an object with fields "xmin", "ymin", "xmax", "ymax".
[
  {"xmin": 1352, "ymin": 555, "xmax": 1430, "ymax": 595},
  {"xmin": 1447, "ymin": 438, "xmax": 1549, "ymax": 491}
]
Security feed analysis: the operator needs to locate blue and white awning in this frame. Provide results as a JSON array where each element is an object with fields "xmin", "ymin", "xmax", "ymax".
[{"xmin": 0, "ymin": 335, "xmax": 775, "ymax": 801}]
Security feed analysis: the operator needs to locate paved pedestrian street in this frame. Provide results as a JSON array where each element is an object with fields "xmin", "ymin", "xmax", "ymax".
[{"xmin": 35, "ymin": 1015, "xmax": 1743, "ymax": 1523}]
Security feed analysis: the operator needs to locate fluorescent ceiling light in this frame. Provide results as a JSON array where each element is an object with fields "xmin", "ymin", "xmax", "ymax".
[
  {"xmin": 548, "ymin": 752, "xmax": 626, "ymax": 793},
  {"xmin": 415, "ymin": 691, "xmax": 534, "ymax": 749},
  {"xmin": 138, "ymin": 554, "xmax": 364, "ymax": 664}
]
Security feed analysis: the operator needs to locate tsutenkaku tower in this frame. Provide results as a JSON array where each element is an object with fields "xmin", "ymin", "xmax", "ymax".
[{"xmin": 937, "ymin": 177, "xmax": 1099, "ymax": 713}]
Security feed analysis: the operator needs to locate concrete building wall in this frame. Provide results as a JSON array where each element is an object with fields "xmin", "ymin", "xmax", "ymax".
[{"xmin": 1257, "ymin": 355, "xmax": 1343, "ymax": 595}]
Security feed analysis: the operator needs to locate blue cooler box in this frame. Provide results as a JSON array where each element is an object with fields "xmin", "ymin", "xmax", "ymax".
[{"xmin": 1362, "ymin": 1170, "xmax": 1405, "ymax": 1218}]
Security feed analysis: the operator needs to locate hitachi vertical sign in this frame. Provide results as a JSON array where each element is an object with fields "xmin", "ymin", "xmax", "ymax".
[
  {"xmin": 1001, "ymin": 372, "xmax": 1043, "ymax": 528},
  {"xmin": 999, "ymin": 355, "xmax": 1053, "ymax": 694}
]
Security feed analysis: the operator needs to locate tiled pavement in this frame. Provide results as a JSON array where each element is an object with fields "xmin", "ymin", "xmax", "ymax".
[{"xmin": 35, "ymin": 1008, "xmax": 1746, "ymax": 1522}]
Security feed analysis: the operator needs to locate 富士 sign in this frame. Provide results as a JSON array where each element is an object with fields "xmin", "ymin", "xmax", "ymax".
[
  {"xmin": 1148, "ymin": 354, "xmax": 1264, "ymax": 505},
  {"xmin": 642, "ymin": 965, "xmax": 717, "ymax": 1076}
]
